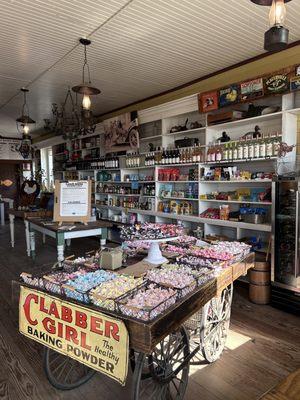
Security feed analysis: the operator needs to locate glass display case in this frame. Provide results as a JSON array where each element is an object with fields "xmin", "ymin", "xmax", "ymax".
[{"xmin": 272, "ymin": 178, "xmax": 300, "ymax": 292}]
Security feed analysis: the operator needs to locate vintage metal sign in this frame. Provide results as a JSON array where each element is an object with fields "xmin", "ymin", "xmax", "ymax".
[
  {"xmin": 265, "ymin": 74, "xmax": 289, "ymax": 94},
  {"xmin": 19, "ymin": 286, "xmax": 129, "ymax": 385},
  {"xmin": 219, "ymin": 85, "xmax": 239, "ymax": 107},
  {"xmin": 290, "ymin": 76, "xmax": 300, "ymax": 92},
  {"xmin": 240, "ymin": 78, "xmax": 264, "ymax": 101}
]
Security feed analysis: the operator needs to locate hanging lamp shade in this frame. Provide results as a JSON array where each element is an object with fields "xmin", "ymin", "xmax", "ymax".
[
  {"xmin": 250, "ymin": 0, "xmax": 291, "ymax": 5},
  {"xmin": 72, "ymin": 38, "xmax": 101, "ymax": 96},
  {"xmin": 250, "ymin": 0, "xmax": 292, "ymax": 51},
  {"xmin": 16, "ymin": 88, "xmax": 36, "ymax": 132}
]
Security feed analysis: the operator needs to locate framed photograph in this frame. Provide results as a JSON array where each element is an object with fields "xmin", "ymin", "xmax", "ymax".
[
  {"xmin": 219, "ymin": 84, "xmax": 239, "ymax": 108},
  {"xmin": 198, "ymin": 91, "xmax": 218, "ymax": 113},
  {"xmin": 290, "ymin": 76, "xmax": 300, "ymax": 92},
  {"xmin": 296, "ymin": 65, "xmax": 300, "ymax": 76},
  {"xmin": 240, "ymin": 78, "xmax": 264, "ymax": 101},
  {"xmin": 103, "ymin": 111, "xmax": 139, "ymax": 153},
  {"xmin": 265, "ymin": 73, "xmax": 289, "ymax": 94}
]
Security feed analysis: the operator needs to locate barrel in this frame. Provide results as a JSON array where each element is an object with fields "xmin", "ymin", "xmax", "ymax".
[{"xmin": 249, "ymin": 260, "xmax": 271, "ymax": 305}]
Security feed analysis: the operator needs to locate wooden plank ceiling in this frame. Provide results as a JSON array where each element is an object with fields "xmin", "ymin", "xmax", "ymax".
[{"xmin": 0, "ymin": 0, "xmax": 299, "ymax": 137}]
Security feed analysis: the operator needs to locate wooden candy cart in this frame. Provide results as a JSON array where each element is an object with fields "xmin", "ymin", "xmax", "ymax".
[{"xmin": 17, "ymin": 253, "xmax": 254, "ymax": 400}]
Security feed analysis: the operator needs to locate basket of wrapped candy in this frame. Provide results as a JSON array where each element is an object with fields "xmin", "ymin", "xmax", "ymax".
[{"xmin": 116, "ymin": 281, "xmax": 178, "ymax": 321}]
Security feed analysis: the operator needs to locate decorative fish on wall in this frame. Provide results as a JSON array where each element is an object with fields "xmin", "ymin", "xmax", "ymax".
[{"xmin": 0, "ymin": 179, "xmax": 13, "ymax": 187}]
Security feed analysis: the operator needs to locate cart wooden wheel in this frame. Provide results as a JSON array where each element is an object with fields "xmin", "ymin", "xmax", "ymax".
[
  {"xmin": 132, "ymin": 327, "xmax": 190, "ymax": 400},
  {"xmin": 184, "ymin": 310, "xmax": 203, "ymax": 365},
  {"xmin": 200, "ymin": 283, "xmax": 233, "ymax": 363},
  {"xmin": 43, "ymin": 348, "xmax": 96, "ymax": 390}
]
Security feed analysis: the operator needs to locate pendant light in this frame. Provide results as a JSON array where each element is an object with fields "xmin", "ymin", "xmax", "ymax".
[
  {"xmin": 72, "ymin": 38, "xmax": 101, "ymax": 112},
  {"xmin": 16, "ymin": 88, "xmax": 36, "ymax": 135},
  {"xmin": 250, "ymin": 0, "xmax": 292, "ymax": 52},
  {"xmin": 16, "ymin": 88, "xmax": 35, "ymax": 159}
]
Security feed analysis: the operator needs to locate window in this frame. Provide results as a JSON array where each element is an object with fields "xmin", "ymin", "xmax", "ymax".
[{"xmin": 41, "ymin": 147, "xmax": 53, "ymax": 189}]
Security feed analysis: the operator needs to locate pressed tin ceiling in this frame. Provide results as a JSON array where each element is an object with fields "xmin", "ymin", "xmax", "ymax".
[{"xmin": 0, "ymin": 0, "xmax": 299, "ymax": 137}]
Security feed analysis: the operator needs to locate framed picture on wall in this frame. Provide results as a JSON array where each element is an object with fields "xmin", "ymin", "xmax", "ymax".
[
  {"xmin": 103, "ymin": 111, "xmax": 139, "ymax": 153},
  {"xmin": 290, "ymin": 76, "xmax": 300, "ymax": 92},
  {"xmin": 198, "ymin": 91, "xmax": 218, "ymax": 113},
  {"xmin": 219, "ymin": 84, "xmax": 239, "ymax": 108},
  {"xmin": 240, "ymin": 78, "xmax": 264, "ymax": 101}
]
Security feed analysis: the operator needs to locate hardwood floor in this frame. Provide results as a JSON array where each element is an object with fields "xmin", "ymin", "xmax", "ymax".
[{"xmin": 0, "ymin": 221, "xmax": 299, "ymax": 400}]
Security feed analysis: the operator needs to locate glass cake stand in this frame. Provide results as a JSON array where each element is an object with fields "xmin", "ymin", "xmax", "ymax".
[{"xmin": 140, "ymin": 236, "xmax": 179, "ymax": 265}]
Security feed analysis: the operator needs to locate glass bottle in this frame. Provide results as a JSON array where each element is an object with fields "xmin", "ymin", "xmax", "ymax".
[
  {"xmin": 228, "ymin": 143, "xmax": 233, "ymax": 160},
  {"xmin": 216, "ymin": 145, "xmax": 222, "ymax": 161},
  {"xmin": 233, "ymin": 142, "xmax": 238, "ymax": 160},
  {"xmin": 243, "ymin": 140, "xmax": 249, "ymax": 160},
  {"xmin": 248, "ymin": 140, "xmax": 254, "ymax": 159},
  {"xmin": 237, "ymin": 141, "xmax": 243, "ymax": 160},
  {"xmin": 266, "ymin": 135, "xmax": 273, "ymax": 157},
  {"xmin": 254, "ymin": 140, "xmax": 260, "ymax": 158},
  {"xmin": 272, "ymin": 134, "xmax": 281, "ymax": 157},
  {"xmin": 175, "ymin": 147, "xmax": 180, "ymax": 164},
  {"xmin": 210, "ymin": 145, "xmax": 216, "ymax": 162},
  {"xmin": 223, "ymin": 144, "xmax": 228, "ymax": 161},
  {"xmin": 259, "ymin": 136, "xmax": 266, "ymax": 158}
]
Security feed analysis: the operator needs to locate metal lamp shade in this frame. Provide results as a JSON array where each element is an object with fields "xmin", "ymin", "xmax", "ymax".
[
  {"xmin": 72, "ymin": 83, "xmax": 101, "ymax": 95},
  {"xmin": 264, "ymin": 25, "xmax": 289, "ymax": 51},
  {"xmin": 16, "ymin": 115, "xmax": 36, "ymax": 124},
  {"xmin": 250, "ymin": 0, "xmax": 292, "ymax": 5}
]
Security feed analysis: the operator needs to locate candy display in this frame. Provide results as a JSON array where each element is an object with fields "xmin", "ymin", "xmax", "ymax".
[
  {"xmin": 120, "ymin": 223, "xmax": 184, "ymax": 241},
  {"xmin": 200, "ymin": 166, "xmax": 274, "ymax": 182},
  {"xmin": 20, "ymin": 229, "xmax": 251, "ymax": 323},
  {"xmin": 117, "ymin": 282, "xmax": 177, "ymax": 321},
  {"xmin": 146, "ymin": 268, "xmax": 196, "ymax": 297},
  {"xmin": 43, "ymin": 269, "xmax": 87, "ymax": 294},
  {"xmin": 200, "ymin": 187, "xmax": 271, "ymax": 203},
  {"xmin": 63, "ymin": 270, "xmax": 116, "ymax": 303},
  {"xmin": 189, "ymin": 246, "xmax": 232, "ymax": 261},
  {"xmin": 90, "ymin": 276, "xmax": 144, "ymax": 310},
  {"xmin": 20, "ymin": 272, "xmax": 43, "ymax": 288},
  {"xmin": 179, "ymin": 255, "xmax": 221, "ymax": 268}
]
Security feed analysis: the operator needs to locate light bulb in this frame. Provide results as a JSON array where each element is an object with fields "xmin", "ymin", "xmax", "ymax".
[
  {"xmin": 23, "ymin": 124, "xmax": 30, "ymax": 134},
  {"xmin": 82, "ymin": 94, "xmax": 91, "ymax": 110},
  {"xmin": 269, "ymin": 0, "xmax": 286, "ymax": 27}
]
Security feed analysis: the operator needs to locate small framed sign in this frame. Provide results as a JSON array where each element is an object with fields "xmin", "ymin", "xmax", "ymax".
[
  {"xmin": 240, "ymin": 78, "xmax": 264, "ymax": 101},
  {"xmin": 53, "ymin": 180, "xmax": 91, "ymax": 224},
  {"xmin": 198, "ymin": 91, "xmax": 218, "ymax": 113},
  {"xmin": 290, "ymin": 76, "xmax": 300, "ymax": 92},
  {"xmin": 265, "ymin": 74, "xmax": 289, "ymax": 94},
  {"xmin": 219, "ymin": 85, "xmax": 239, "ymax": 108}
]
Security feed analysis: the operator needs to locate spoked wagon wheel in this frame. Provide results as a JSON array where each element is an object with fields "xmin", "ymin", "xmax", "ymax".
[
  {"xmin": 200, "ymin": 284, "xmax": 233, "ymax": 363},
  {"xmin": 43, "ymin": 348, "xmax": 96, "ymax": 390},
  {"xmin": 184, "ymin": 310, "xmax": 204, "ymax": 365},
  {"xmin": 132, "ymin": 327, "xmax": 190, "ymax": 400}
]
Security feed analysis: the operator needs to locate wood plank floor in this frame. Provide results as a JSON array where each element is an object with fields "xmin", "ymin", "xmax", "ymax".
[{"xmin": 0, "ymin": 221, "xmax": 299, "ymax": 400}]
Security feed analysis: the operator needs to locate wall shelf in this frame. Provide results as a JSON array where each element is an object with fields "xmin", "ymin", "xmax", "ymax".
[
  {"xmin": 165, "ymin": 126, "xmax": 206, "ymax": 136},
  {"xmin": 199, "ymin": 179, "xmax": 272, "ymax": 183},
  {"xmin": 206, "ymin": 111, "xmax": 283, "ymax": 130},
  {"xmin": 199, "ymin": 199, "xmax": 272, "ymax": 205},
  {"xmin": 159, "ymin": 197, "xmax": 198, "ymax": 201}
]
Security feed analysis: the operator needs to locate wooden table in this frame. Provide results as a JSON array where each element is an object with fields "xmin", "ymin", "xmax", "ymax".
[
  {"xmin": 9, "ymin": 209, "xmax": 53, "ymax": 254},
  {"xmin": 0, "ymin": 201, "xmax": 4, "ymax": 226},
  {"xmin": 25, "ymin": 218, "xmax": 112, "ymax": 263},
  {"xmin": 0, "ymin": 198, "xmax": 14, "ymax": 225}
]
